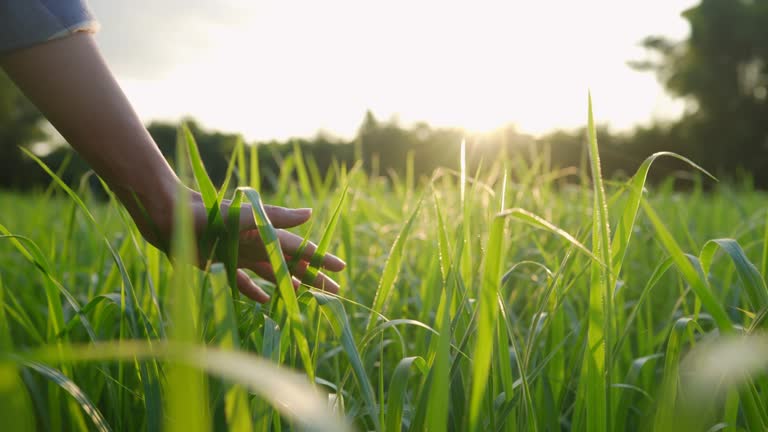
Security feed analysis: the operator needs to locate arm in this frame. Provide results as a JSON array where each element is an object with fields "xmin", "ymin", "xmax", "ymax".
[
  {"xmin": 0, "ymin": 33, "xmax": 344, "ymax": 302},
  {"xmin": 1, "ymin": 33, "xmax": 177, "ymax": 238}
]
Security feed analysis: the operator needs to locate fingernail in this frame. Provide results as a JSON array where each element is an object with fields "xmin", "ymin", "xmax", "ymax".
[
  {"xmin": 320, "ymin": 277, "xmax": 340, "ymax": 292},
  {"xmin": 331, "ymin": 255, "xmax": 346, "ymax": 267},
  {"xmin": 297, "ymin": 208, "xmax": 313, "ymax": 216}
]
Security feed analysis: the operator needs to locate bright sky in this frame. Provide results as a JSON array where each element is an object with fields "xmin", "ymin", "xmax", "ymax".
[{"xmin": 89, "ymin": 0, "xmax": 698, "ymax": 141}]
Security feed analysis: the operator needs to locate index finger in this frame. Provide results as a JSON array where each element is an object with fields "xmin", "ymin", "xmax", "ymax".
[{"xmin": 231, "ymin": 202, "xmax": 313, "ymax": 230}]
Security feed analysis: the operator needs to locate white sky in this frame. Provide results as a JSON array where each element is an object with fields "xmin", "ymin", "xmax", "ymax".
[{"xmin": 90, "ymin": 0, "xmax": 698, "ymax": 141}]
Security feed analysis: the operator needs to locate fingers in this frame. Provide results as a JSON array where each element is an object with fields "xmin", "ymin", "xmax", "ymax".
[
  {"xmin": 278, "ymin": 230, "xmax": 346, "ymax": 272},
  {"xmin": 242, "ymin": 260, "xmax": 340, "ymax": 294},
  {"xmin": 236, "ymin": 269, "xmax": 270, "ymax": 303},
  {"xmin": 289, "ymin": 260, "xmax": 340, "ymax": 294},
  {"xmin": 237, "ymin": 203, "xmax": 312, "ymax": 230},
  {"xmin": 250, "ymin": 262, "xmax": 301, "ymax": 289},
  {"xmin": 266, "ymin": 205, "xmax": 313, "ymax": 228}
]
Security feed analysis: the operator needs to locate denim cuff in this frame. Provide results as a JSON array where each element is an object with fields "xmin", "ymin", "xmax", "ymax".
[{"xmin": 0, "ymin": 0, "xmax": 99, "ymax": 54}]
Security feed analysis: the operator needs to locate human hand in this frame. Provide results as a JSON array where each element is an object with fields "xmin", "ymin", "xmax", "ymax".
[
  {"xmin": 203, "ymin": 193, "xmax": 346, "ymax": 303},
  {"xmin": 137, "ymin": 188, "xmax": 346, "ymax": 304}
]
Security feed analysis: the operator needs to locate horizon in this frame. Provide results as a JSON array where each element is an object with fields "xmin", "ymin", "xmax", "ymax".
[{"xmin": 89, "ymin": 0, "xmax": 698, "ymax": 142}]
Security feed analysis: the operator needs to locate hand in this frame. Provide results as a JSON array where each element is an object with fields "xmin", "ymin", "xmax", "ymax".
[
  {"xmin": 137, "ymin": 188, "xmax": 346, "ymax": 304},
  {"xmin": 208, "ymin": 194, "xmax": 346, "ymax": 303},
  {"xmin": 205, "ymin": 193, "xmax": 346, "ymax": 303}
]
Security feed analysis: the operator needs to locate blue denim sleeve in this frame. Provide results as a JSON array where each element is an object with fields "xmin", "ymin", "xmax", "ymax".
[{"xmin": 0, "ymin": 0, "xmax": 99, "ymax": 54}]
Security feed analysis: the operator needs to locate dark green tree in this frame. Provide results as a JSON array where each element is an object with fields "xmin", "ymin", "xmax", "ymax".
[{"xmin": 635, "ymin": 0, "xmax": 768, "ymax": 184}]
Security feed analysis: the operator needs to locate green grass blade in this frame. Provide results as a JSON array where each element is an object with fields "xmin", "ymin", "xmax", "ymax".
[
  {"xmin": 238, "ymin": 187, "xmax": 314, "ymax": 382},
  {"xmin": 433, "ymin": 189, "xmax": 452, "ymax": 282},
  {"xmin": 385, "ymin": 356, "xmax": 426, "ymax": 432},
  {"xmin": 18, "ymin": 149, "xmax": 144, "ymax": 342},
  {"xmin": 425, "ymin": 276, "xmax": 454, "ymax": 432},
  {"xmin": 612, "ymin": 257, "xmax": 674, "ymax": 358},
  {"xmin": 307, "ymin": 153, "xmax": 324, "ymax": 188},
  {"xmin": 358, "ymin": 319, "xmax": 439, "ymax": 351},
  {"xmin": 494, "ymin": 299, "xmax": 516, "ymax": 430},
  {"xmin": 167, "ymin": 140, "xmax": 209, "ymax": 432},
  {"xmin": 613, "ymin": 353, "xmax": 663, "ymax": 430},
  {"xmin": 499, "ymin": 208, "xmax": 602, "ymax": 265},
  {"xmin": 216, "ymin": 136, "xmax": 243, "ymax": 205},
  {"xmin": 0, "ymin": 279, "xmax": 35, "ymax": 432},
  {"xmin": 302, "ymin": 183, "xmax": 349, "ymax": 286},
  {"xmin": 762, "ymin": 210, "xmax": 768, "ymax": 278},
  {"xmin": 250, "ymin": 143, "xmax": 261, "ymax": 191},
  {"xmin": 20, "ymin": 148, "xmax": 104, "ymax": 234},
  {"xmin": 224, "ymin": 192, "xmax": 244, "ymax": 317},
  {"xmin": 612, "ymin": 152, "xmax": 715, "ymax": 276},
  {"xmin": 365, "ymin": 198, "xmax": 423, "ymax": 334},
  {"xmin": 210, "ymin": 265, "xmax": 253, "ymax": 432},
  {"xmin": 3, "ymin": 341, "xmax": 349, "ymax": 432},
  {"xmin": 182, "ymin": 123, "xmax": 219, "ymax": 212},
  {"xmin": 309, "ymin": 291, "xmax": 380, "ymax": 431},
  {"xmin": 182, "ymin": 124, "xmax": 226, "ymax": 259},
  {"xmin": 700, "ymin": 239, "xmax": 768, "ymax": 312},
  {"xmin": 25, "ymin": 362, "xmax": 112, "ymax": 432},
  {"xmin": 0, "ymin": 232, "xmax": 74, "ymax": 339},
  {"xmin": 585, "ymin": 93, "xmax": 612, "ymax": 432},
  {"xmin": 641, "ymin": 200, "xmax": 734, "ymax": 332},
  {"xmin": 653, "ymin": 318, "xmax": 702, "ymax": 431},
  {"xmin": 586, "ymin": 93, "xmax": 613, "ymax": 275},
  {"xmin": 576, "ymin": 223, "xmax": 607, "ymax": 432},
  {"xmin": 469, "ymin": 214, "xmax": 505, "ymax": 431},
  {"xmin": 275, "ymin": 156, "xmax": 296, "ymax": 199},
  {"xmin": 293, "ymin": 142, "xmax": 313, "ymax": 200}
]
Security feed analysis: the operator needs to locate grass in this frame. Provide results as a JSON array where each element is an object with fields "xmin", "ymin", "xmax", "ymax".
[{"xmin": 2, "ymin": 99, "xmax": 768, "ymax": 431}]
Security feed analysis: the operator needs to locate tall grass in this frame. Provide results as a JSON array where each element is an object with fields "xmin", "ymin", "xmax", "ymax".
[{"xmin": 2, "ymin": 98, "xmax": 768, "ymax": 430}]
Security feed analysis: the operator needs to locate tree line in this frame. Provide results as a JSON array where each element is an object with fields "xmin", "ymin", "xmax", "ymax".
[{"xmin": 1, "ymin": 0, "xmax": 766, "ymax": 190}]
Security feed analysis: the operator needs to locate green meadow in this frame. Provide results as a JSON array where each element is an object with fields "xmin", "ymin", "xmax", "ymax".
[{"xmin": 3, "ymin": 101, "xmax": 768, "ymax": 432}]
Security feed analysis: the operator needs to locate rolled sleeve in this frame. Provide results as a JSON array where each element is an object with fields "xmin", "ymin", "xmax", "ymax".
[{"xmin": 0, "ymin": 0, "xmax": 99, "ymax": 54}]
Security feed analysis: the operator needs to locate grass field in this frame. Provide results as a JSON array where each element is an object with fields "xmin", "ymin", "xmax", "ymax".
[{"xmin": 3, "ymin": 102, "xmax": 768, "ymax": 431}]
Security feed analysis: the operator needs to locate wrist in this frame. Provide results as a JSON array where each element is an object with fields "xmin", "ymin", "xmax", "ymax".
[{"xmin": 116, "ymin": 170, "xmax": 180, "ymax": 249}]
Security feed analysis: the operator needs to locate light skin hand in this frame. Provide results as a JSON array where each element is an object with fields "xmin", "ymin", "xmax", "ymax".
[
  {"xmin": 194, "ymin": 193, "xmax": 346, "ymax": 302},
  {"xmin": 0, "ymin": 33, "xmax": 345, "ymax": 302}
]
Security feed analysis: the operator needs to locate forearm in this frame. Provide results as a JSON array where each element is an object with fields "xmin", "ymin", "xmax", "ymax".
[
  {"xmin": 0, "ymin": 33, "xmax": 179, "ymax": 235},
  {"xmin": 0, "ymin": 10, "xmax": 345, "ymax": 301}
]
